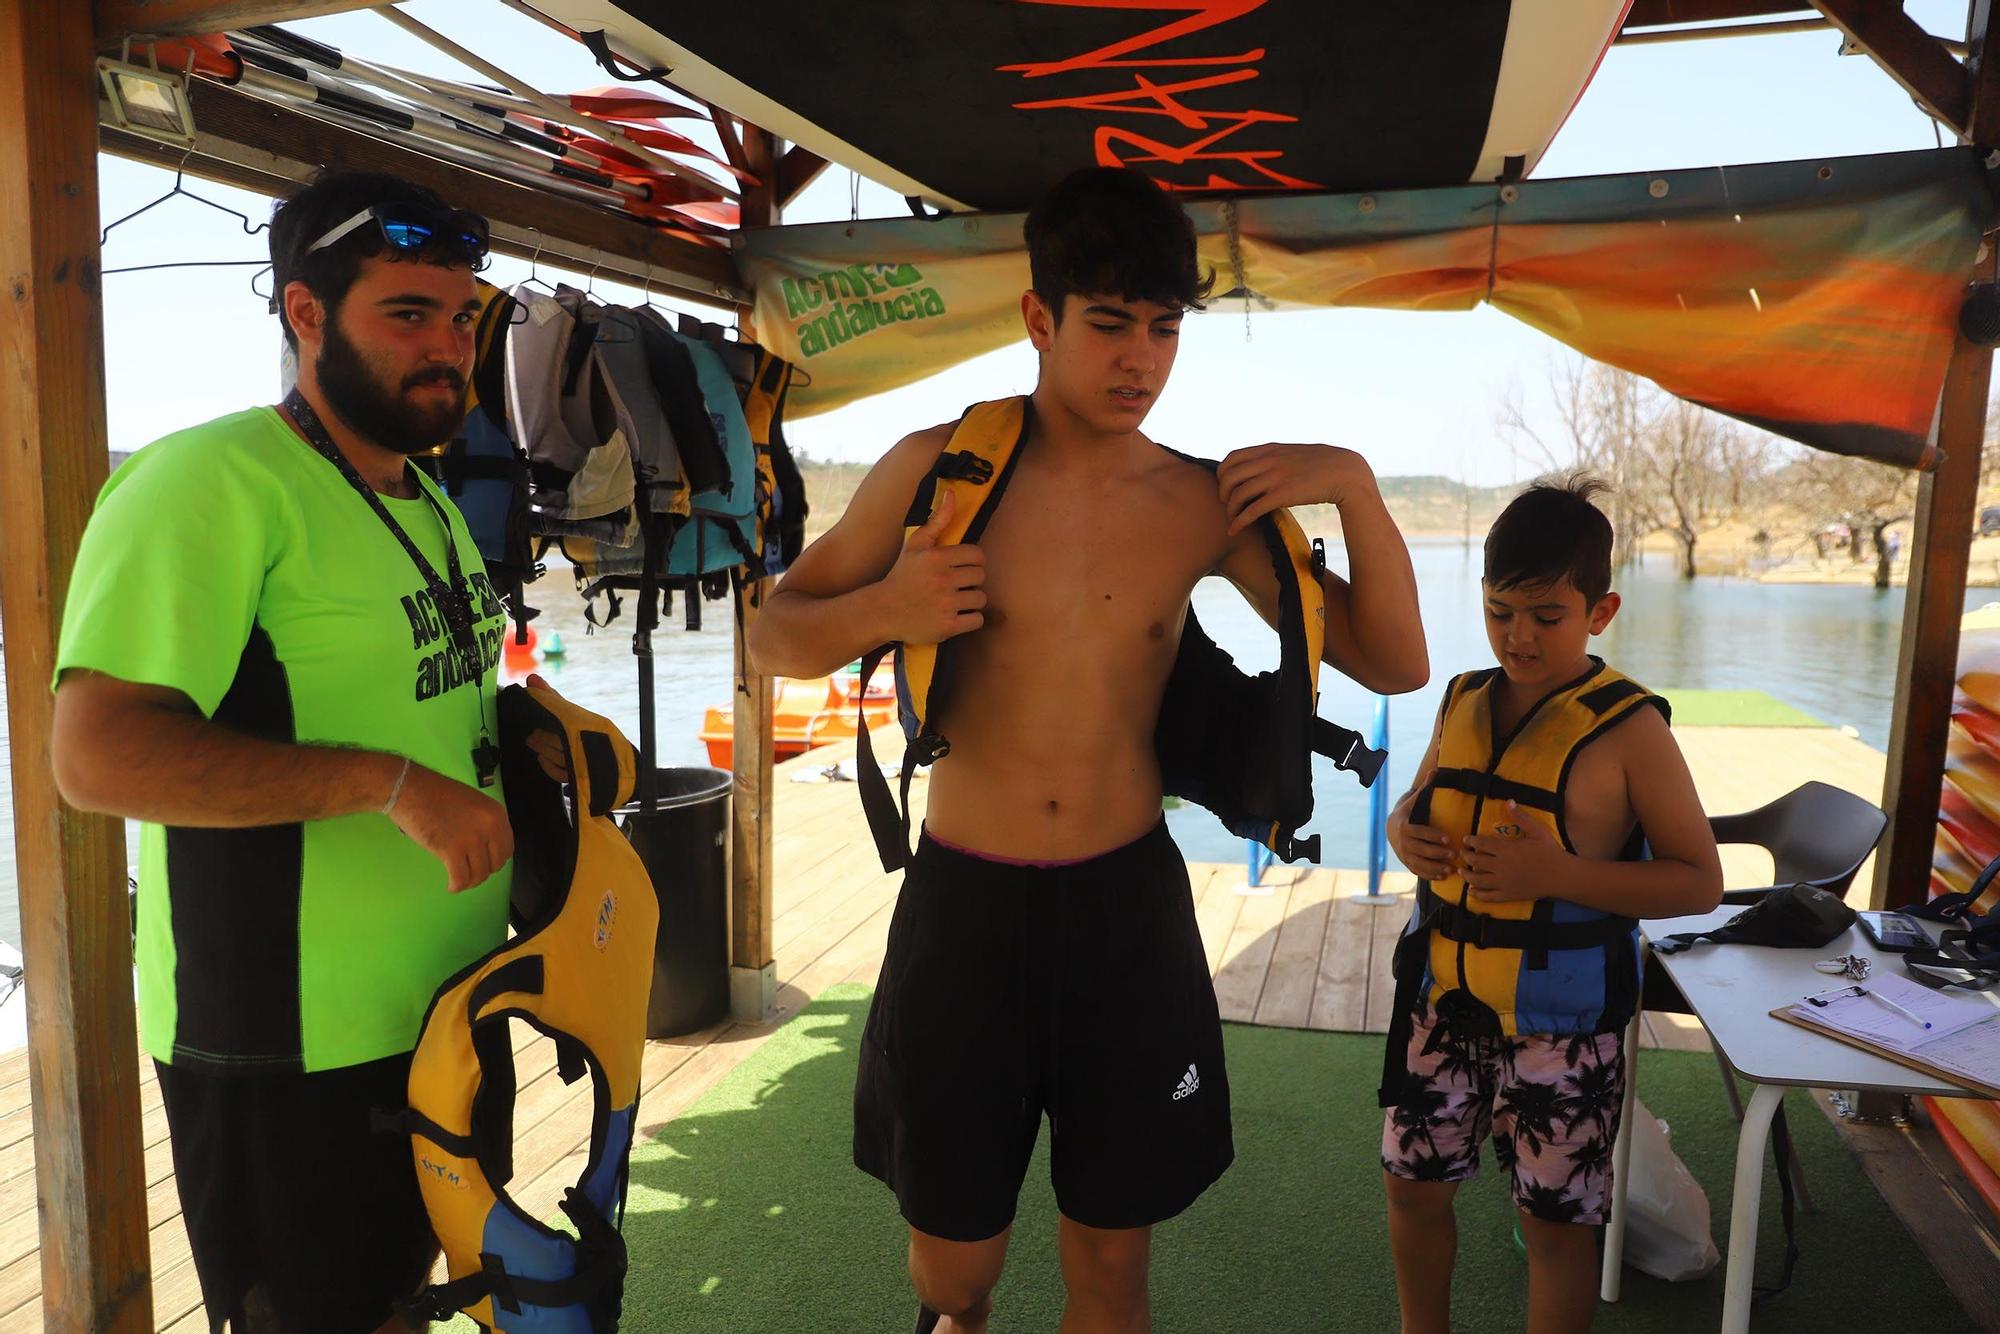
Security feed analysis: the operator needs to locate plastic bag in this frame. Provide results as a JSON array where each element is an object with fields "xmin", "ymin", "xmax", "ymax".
[{"xmin": 1621, "ymin": 1099, "xmax": 1720, "ymax": 1281}]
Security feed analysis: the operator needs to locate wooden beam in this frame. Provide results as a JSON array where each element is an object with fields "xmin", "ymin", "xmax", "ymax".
[
  {"xmin": 777, "ymin": 146, "xmax": 831, "ymax": 211},
  {"xmin": 1874, "ymin": 244, "xmax": 1995, "ymax": 910},
  {"xmin": 95, "ymin": 0, "xmax": 372, "ymax": 41},
  {"xmin": 729, "ymin": 126, "xmax": 780, "ymax": 1024},
  {"xmin": 1970, "ymin": 0, "xmax": 2000, "ymax": 148},
  {"xmin": 1810, "ymin": 0, "xmax": 1973, "ymax": 137},
  {"xmin": 708, "ymin": 105, "xmax": 749, "ymax": 178},
  {"xmin": 100, "ymin": 79, "xmax": 746, "ymax": 305},
  {"xmin": 0, "ymin": 2, "xmax": 153, "ymax": 1329},
  {"xmin": 1623, "ymin": 0, "xmax": 1812, "ymax": 26}
]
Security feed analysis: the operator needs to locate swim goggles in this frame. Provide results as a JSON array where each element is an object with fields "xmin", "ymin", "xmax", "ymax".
[{"xmin": 306, "ymin": 201, "xmax": 490, "ymax": 265}]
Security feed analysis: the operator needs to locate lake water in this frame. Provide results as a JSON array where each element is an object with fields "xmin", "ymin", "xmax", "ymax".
[{"xmin": 0, "ymin": 541, "xmax": 1987, "ymax": 944}]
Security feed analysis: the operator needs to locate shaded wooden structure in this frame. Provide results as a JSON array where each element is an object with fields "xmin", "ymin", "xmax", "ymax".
[
  {"xmin": 0, "ymin": 0, "xmax": 1995, "ymax": 1325},
  {"xmin": 0, "ymin": 713, "xmax": 1897, "ymax": 1325}
]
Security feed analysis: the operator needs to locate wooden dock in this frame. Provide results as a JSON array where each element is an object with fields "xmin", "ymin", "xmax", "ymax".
[{"xmin": 0, "ymin": 718, "xmax": 1940, "ymax": 1327}]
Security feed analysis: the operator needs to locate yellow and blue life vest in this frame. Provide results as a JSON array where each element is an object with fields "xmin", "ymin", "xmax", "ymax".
[
  {"xmin": 853, "ymin": 395, "xmax": 1383, "ymax": 871},
  {"xmin": 393, "ymin": 684, "xmax": 657, "ymax": 1332},
  {"xmin": 1379, "ymin": 659, "xmax": 1665, "ymax": 1106}
]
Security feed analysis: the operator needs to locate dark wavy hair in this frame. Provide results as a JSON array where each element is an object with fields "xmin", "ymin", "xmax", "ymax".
[
  {"xmin": 268, "ymin": 169, "xmax": 487, "ymax": 350},
  {"xmin": 1485, "ymin": 473, "xmax": 1616, "ymax": 605},
  {"xmin": 1024, "ymin": 167, "xmax": 1214, "ymax": 320}
]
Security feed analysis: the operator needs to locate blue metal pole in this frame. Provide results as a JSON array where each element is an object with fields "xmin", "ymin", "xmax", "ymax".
[{"xmin": 1368, "ymin": 693, "xmax": 1390, "ymax": 897}]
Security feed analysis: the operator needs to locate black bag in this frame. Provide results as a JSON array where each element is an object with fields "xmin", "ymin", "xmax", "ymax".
[{"xmin": 1654, "ymin": 882, "xmax": 1856, "ymax": 954}]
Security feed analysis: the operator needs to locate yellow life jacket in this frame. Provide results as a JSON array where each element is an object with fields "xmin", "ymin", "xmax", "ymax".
[
  {"xmin": 853, "ymin": 395, "xmax": 1383, "ymax": 871},
  {"xmin": 740, "ymin": 344, "xmax": 808, "ymax": 577},
  {"xmin": 1379, "ymin": 659, "xmax": 1664, "ymax": 1105},
  {"xmin": 395, "ymin": 684, "xmax": 657, "ymax": 1332}
]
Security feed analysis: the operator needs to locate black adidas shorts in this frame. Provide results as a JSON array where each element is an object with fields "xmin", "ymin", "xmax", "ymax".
[
  {"xmin": 855, "ymin": 820, "xmax": 1233, "ymax": 1242},
  {"xmin": 157, "ymin": 1052, "xmax": 439, "ymax": 1334}
]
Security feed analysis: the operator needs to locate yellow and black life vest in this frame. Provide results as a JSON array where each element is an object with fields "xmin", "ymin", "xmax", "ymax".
[
  {"xmin": 853, "ymin": 396, "xmax": 1383, "ymax": 872},
  {"xmin": 741, "ymin": 344, "xmax": 807, "ymax": 577},
  {"xmin": 1378, "ymin": 659, "xmax": 1665, "ymax": 1106},
  {"xmin": 394, "ymin": 684, "xmax": 657, "ymax": 1332}
]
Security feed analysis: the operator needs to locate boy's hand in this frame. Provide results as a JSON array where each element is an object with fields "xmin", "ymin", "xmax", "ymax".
[
  {"xmin": 1391, "ymin": 819, "xmax": 1457, "ymax": 882},
  {"xmin": 1216, "ymin": 443, "xmax": 1379, "ymax": 535},
  {"xmin": 1460, "ymin": 802, "xmax": 1571, "ymax": 904},
  {"xmin": 879, "ymin": 489, "xmax": 987, "ymax": 645}
]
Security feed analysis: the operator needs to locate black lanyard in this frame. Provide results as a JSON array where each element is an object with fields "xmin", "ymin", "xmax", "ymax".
[{"xmin": 282, "ymin": 390, "xmax": 499, "ymax": 787}]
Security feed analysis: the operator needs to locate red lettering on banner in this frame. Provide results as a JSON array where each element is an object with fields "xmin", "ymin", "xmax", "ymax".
[
  {"xmin": 998, "ymin": 0, "xmax": 1264, "ymax": 79},
  {"xmin": 998, "ymin": 0, "xmax": 1322, "ymax": 193}
]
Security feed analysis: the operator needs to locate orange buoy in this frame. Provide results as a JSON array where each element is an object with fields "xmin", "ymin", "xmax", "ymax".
[{"xmin": 503, "ymin": 624, "xmax": 540, "ymax": 671}]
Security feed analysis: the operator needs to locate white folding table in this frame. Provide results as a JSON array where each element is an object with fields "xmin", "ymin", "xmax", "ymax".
[{"xmin": 1598, "ymin": 907, "xmax": 1992, "ymax": 1332}]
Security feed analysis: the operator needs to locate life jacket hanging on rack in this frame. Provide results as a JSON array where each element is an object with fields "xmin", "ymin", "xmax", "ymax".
[
  {"xmin": 852, "ymin": 395, "xmax": 1385, "ymax": 874},
  {"xmin": 388, "ymin": 685, "xmax": 657, "ymax": 1333}
]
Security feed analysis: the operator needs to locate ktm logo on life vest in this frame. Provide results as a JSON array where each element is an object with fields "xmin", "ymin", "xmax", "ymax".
[
  {"xmin": 594, "ymin": 890, "xmax": 618, "ymax": 951},
  {"xmin": 418, "ymin": 1155, "xmax": 470, "ymax": 1190}
]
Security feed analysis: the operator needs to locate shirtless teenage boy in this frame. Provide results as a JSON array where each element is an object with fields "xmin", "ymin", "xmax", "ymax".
[{"xmin": 748, "ymin": 167, "xmax": 1428, "ymax": 1334}]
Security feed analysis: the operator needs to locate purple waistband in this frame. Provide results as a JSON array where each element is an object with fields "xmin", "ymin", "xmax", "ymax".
[{"xmin": 919, "ymin": 820, "xmax": 1165, "ymax": 869}]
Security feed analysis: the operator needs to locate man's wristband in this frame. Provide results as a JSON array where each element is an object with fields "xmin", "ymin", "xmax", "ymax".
[{"xmin": 381, "ymin": 756, "xmax": 414, "ymax": 816}]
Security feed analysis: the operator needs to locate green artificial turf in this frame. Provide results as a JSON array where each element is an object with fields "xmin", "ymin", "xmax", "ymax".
[
  {"xmin": 1660, "ymin": 690, "xmax": 1828, "ymax": 729},
  {"xmin": 602, "ymin": 984, "xmax": 1972, "ymax": 1333}
]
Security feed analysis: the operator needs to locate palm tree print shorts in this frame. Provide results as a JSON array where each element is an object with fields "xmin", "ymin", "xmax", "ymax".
[{"xmin": 1380, "ymin": 1009, "xmax": 1627, "ymax": 1224}]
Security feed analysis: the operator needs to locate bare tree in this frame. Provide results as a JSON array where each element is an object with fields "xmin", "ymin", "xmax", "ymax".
[
  {"xmin": 1499, "ymin": 356, "xmax": 1768, "ymax": 578},
  {"xmin": 1498, "ymin": 358, "xmax": 1644, "ymax": 567},
  {"xmin": 1776, "ymin": 450, "xmax": 1918, "ymax": 589},
  {"xmin": 1623, "ymin": 399, "xmax": 1769, "ymax": 580}
]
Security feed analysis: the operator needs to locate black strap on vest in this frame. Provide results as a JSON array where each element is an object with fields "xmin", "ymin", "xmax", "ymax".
[
  {"xmin": 1377, "ymin": 885, "xmax": 1637, "ymax": 1108},
  {"xmin": 1314, "ymin": 717, "xmax": 1387, "ymax": 787},
  {"xmin": 397, "ymin": 1189, "xmax": 630, "ymax": 1325},
  {"xmin": 853, "ymin": 642, "xmax": 931, "ymax": 873},
  {"xmin": 1427, "ymin": 897, "xmax": 1635, "ymax": 954},
  {"xmin": 1426, "ymin": 767, "xmax": 1563, "ymax": 814}
]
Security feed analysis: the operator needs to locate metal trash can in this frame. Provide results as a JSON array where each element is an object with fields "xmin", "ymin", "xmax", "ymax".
[{"xmin": 617, "ymin": 767, "xmax": 732, "ymax": 1038}]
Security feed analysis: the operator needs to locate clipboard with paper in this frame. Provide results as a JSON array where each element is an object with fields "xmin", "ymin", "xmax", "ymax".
[{"xmin": 1772, "ymin": 973, "xmax": 2000, "ymax": 1098}]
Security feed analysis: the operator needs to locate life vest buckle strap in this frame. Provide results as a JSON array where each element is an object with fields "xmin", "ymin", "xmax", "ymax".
[
  {"xmin": 1314, "ymin": 718, "xmax": 1386, "ymax": 788},
  {"xmin": 1429, "ymin": 898, "xmax": 1636, "ymax": 955},
  {"xmin": 483, "ymin": 1252, "xmax": 523, "ymax": 1315},
  {"xmin": 935, "ymin": 449, "xmax": 995, "ymax": 484}
]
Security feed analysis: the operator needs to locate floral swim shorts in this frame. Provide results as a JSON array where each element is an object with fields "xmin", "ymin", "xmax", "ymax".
[{"xmin": 1380, "ymin": 1008, "xmax": 1627, "ymax": 1225}]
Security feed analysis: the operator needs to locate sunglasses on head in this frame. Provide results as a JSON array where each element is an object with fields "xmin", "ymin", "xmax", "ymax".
[{"xmin": 306, "ymin": 202, "xmax": 490, "ymax": 265}]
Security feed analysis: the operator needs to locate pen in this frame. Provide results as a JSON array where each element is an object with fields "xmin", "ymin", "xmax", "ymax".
[{"xmin": 1856, "ymin": 986, "xmax": 1931, "ymax": 1030}]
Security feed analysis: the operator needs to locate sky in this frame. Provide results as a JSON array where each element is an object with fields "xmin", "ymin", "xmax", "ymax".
[{"xmin": 93, "ymin": 1, "xmax": 1966, "ymax": 484}]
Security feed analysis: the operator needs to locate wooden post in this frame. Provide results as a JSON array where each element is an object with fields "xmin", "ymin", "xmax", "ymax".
[
  {"xmin": 730, "ymin": 127, "xmax": 782, "ymax": 1022},
  {"xmin": 0, "ymin": 1, "xmax": 153, "ymax": 1327},
  {"xmin": 1873, "ymin": 241, "xmax": 1995, "ymax": 909}
]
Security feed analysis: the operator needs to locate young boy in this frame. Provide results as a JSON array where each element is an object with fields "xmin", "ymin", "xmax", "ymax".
[
  {"xmin": 749, "ymin": 167, "xmax": 1427, "ymax": 1333},
  {"xmin": 1382, "ymin": 476, "xmax": 1721, "ymax": 1334}
]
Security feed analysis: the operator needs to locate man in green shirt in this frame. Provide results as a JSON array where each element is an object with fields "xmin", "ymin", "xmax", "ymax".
[{"xmin": 53, "ymin": 170, "xmax": 519, "ymax": 1334}]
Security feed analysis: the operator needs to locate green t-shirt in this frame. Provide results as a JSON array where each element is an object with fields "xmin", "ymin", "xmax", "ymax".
[{"xmin": 56, "ymin": 407, "xmax": 511, "ymax": 1074}]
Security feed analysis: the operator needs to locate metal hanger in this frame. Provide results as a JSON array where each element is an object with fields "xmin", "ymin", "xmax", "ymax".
[
  {"xmin": 100, "ymin": 149, "xmax": 270, "ymax": 248},
  {"xmin": 519, "ymin": 227, "xmax": 558, "ymax": 294}
]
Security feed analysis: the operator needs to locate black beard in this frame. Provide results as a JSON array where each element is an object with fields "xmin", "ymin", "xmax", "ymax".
[{"xmin": 315, "ymin": 317, "xmax": 467, "ymax": 456}]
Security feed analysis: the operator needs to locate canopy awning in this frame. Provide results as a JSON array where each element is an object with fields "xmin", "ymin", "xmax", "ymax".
[
  {"xmin": 542, "ymin": 0, "xmax": 1631, "ymax": 210},
  {"xmin": 738, "ymin": 148, "xmax": 1991, "ymax": 469}
]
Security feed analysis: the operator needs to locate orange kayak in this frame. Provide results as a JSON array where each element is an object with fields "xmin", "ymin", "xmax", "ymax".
[{"xmin": 700, "ymin": 662, "xmax": 897, "ymax": 768}]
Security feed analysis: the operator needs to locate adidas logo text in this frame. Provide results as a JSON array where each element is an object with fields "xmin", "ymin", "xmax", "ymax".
[{"xmin": 1171, "ymin": 1063, "xmax": 1200, "ymax": 1101}]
